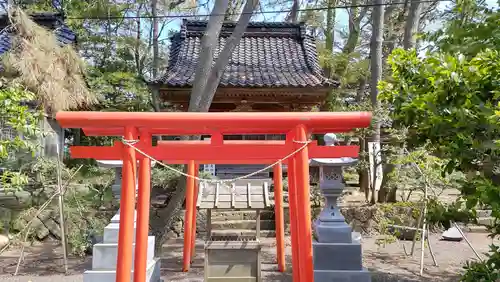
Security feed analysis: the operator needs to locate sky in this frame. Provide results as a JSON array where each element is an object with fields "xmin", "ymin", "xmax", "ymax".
[{"xmin": 151, "ymin": 0, "xmax": 499, "ymax": 54}]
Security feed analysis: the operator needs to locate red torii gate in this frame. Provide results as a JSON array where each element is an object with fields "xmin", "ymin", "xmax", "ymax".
[{"xmin": 56, "ymin": 111, "xmax": 371, "ymax": 282}]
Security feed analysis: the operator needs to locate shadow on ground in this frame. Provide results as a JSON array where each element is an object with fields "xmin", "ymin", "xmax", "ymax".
[
  {"xmin": 159, "ymin": 247, "xmax": 461, "ymax": 282},
  {"xmin": 364, "ymin": 250, "xmax": 461, "ymax": 281},
  {"xmin": 0, "ymin": 242, "xmax": 91, "ymax": 276},
  {"xmin": 245, "ymin": 268, "xmax": 460, "ymax": 282},
  {"xmin": 369, "ymin": 270, "xmax": 460, "ymax": 282}
]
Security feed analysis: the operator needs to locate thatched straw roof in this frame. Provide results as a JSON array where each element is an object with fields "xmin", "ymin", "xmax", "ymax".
[{"xmin": 1, "ymin": 7, "xmax": 97, "ymax": 115}]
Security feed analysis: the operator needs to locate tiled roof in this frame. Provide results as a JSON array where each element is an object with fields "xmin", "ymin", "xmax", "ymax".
[
  {"xmin": 0, "ymin": 12, "xmax": 76, "ymax": 56},
  {"xmin": 153, "ymin": 20, "xmax": 337, "ymax": 88}
]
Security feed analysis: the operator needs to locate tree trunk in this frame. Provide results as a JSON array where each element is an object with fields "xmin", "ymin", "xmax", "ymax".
[
  {"xmin": 403, "ymin": 0, "xmax": 423, "ymax": 49},
  {"xmin": 149, "ymin": 0, "xmax": 257, "ymax": 252},
  {"xmin": 378, "ymin": 1, "xmax": 422, "ymax": 202},
  {"xmin": 369, "ymin": 0, "xmax": 384, "ymax": 204},
  {"xmin": 150, "ymin": 0, "xmax": 161, "ymax": 112},
  {"xmin": 42, "ymin": 116, "xmax": 65, "ymax": 160},
  {"xmin": 198, "ymin": 0, "xmax": 259, "ymax": 111},
  {"xmin": 134, "ymin": 4, "xmax": 143, "ymax": 75},
  {"xmin": 323, "ymin": 0, "xmax": 336, "ymax": 78},
  {"xmin": 387, "ymin": 181, "xmax": 398, "ymax": 202},
  {"xmin": 334, "ymin": 3, "xmax": 368, "ymax": 76},
  {"xmin": 359, "ymin": 136, "xmax": 370, "ymax": 201},
  {"xmin": 356, "ymin": 59, "xmax": 369, "ymax": 199},
  {"xmin": 188, "ymin": 0, "xmax": 230, "ymax": 111},
  {"xmin": 342, "ymin": 5, "xmax": 368, "ymax": 55},
  {"xmin": 225, "ymin": 0, "xmax": 244, "ymax": 20},
  {"xmin": 287, "ymin": 0, "xmax": 299, "ymax": 23}
]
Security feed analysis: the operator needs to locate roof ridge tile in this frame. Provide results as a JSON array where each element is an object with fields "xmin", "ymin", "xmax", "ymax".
[{"xmin": 152, "ymin": 20, "xmax": 339, "ymax": 88}]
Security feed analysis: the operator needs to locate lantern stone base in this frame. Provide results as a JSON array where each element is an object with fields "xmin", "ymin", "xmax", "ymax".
[
  {"xmin": 314, "ymin": 221, "xmax": 353, "ymax": 243},
  {"xmin": 313, "ymin": 228, "xmax": 371, "ymax": 282},
  {"xmin": 83, "ymin": 211, "xmax": 161, "ymax": 282},
  {"xmin": 313, "ymin": 242, "xmax": 363, "ymax": 270},
  {"xmin": 313, "ymin": 269, "xmax": 371, "ymax": 282}
]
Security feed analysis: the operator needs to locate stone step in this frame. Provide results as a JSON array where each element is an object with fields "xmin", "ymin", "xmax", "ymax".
[
  {"xmin": 211, "ymin": 219, "xmax": 275, "ymax": 230},
  {"xmin": 103, "ymin": 223, "xmax": 137, "ymax": 243},
  {"xmin": 230, "ymin": 179, "xmax": 272, "ymax": 186},
  {"xmin": 476, "ymin": 209, "xmax": 492, "ymax": 218},
  {"xmin": 477, "ymin": 217, "xmax": 495, "ymax": 226},
  {"xmin": 163, "ymin": 237, "xmax": 277, "ymax": 247},
  {"xmin": 110, "ymin": 211, "xmax": 137, "ymax": 223},
  {"xmin": 210, "ymin": 210, "xmax": 275, "ymax": 221},
  {"xmin": 460, "ymin": 224, "xmax": 489, "ymax": 233},
  {"xmin": 211, "ymin": 229, "xmax": 276, "ymax": 238},
  {"xmin": 92, "ymin": 236, "xmax": 155, "ymax": 270},
  {"xmin": 83, "ymin": 257, "xmax": 161, "ymax": 282}
]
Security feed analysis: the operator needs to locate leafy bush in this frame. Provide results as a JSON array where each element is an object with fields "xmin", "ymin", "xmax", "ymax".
[
  {"xmin": 461, "ymin": 245, "xmax": 500, "ymax": 282},
  {"xmin": 65, "ymin": 188, "xmax": 111, "ymax": 257},
  {"xmin": 426, "ymin": 197, "xmax": 475, "ymax": 229},
  {"xmin": 0, "ymin": 81, "xmax": 42, "ymax": 192},
  {"xmin": 152, "ymin": 165, "xmax": 183, "ymax": 191}
]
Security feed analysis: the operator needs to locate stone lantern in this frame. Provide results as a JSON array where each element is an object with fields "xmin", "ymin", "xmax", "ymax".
[
  {"xmin": 310, "ymin": 133, "xmax": 371, "ymax": 282},
  {"xmin": 83, "ymin": 160, "xmax": 161, "ymax": 282}
]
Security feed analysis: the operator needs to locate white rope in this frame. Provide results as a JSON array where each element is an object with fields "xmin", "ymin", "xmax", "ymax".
[{"xmin": 121, "ymin": 137, "xmax": 312, "ymax": 194}]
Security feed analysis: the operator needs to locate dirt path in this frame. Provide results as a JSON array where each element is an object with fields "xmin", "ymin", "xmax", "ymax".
[{"xmin": 0, "ymin": 233, "xmax": 497, "ymax": 282}]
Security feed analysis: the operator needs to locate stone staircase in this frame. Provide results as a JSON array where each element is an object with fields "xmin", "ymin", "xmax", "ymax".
[
  {"xmin": 195, "ymin": 178, "xmax": 278, "ymax": 238},
  {"xmin": 209, "ymin": 210, "xmax": 278, "ymax": 238},
  {"xmin": 83, "ymin": 212, "xmax": 161, "ymax": 282}
]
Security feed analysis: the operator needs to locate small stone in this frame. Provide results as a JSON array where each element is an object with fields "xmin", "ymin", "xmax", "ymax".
[
  {"xmin": 0, "ymin": 234, "xmax": 9, "ymax": 249},
  {"xmin": 44, "ymin": 218, "xmax": 62, "ymax": 240},
  {"xmin": 442, "ymin": 226, "xmax": 464, "ymax": 241}
]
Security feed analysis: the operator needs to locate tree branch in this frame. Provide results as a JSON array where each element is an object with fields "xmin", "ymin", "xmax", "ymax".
[
  {"xmin": 403, "ymin": 0, "xmax": 423, "ymax": 50},
  {"xmin": 197, "ymin": 0, "xmax": 259, "ymax": 111},
  {"xmin": 188, "ymin": 0, "xmax": 230, "ymax": 111}
]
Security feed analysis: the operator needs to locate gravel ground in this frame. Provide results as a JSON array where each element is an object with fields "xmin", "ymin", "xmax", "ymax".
[{"xmin": 0, "ymin": 233, "xmax": 497, "ymax": 282}]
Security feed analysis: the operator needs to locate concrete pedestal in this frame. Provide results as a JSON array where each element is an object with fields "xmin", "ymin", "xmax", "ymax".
[
  {"xmin": 84, "ymin": 161, "xmax": 160, "ymax": 282},
  {"xmin": 313, "ymin": 232, "xmax": 370, "ymax": 282},
  {"xmin": 310, "ymin": 145, "xmax": 371, "ymax": 282},
  {"xmin": 83, "ymin": 211, "xmax": 161, "ymax": 282}
]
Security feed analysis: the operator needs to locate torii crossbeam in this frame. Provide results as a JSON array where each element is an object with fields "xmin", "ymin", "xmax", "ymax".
[{"xmin": 56, "ymin": 111, "xmax": 371, "ymax": 282}]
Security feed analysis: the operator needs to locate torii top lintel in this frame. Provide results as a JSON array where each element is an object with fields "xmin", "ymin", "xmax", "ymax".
[
  {"xmin": 55, "ymin": 111, "xmax": 372, "ymax": 134},
  {"xmin": 58, "ymin": 111, "xmax": 372, "ymax": 164}
]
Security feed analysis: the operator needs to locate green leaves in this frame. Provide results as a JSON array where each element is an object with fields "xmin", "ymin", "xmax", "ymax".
[
  {"xmin": 461, "ymin": 244, "xmax": 500, "ymax": 281},
  {"xmin": 0, "ymin": 81, "xmax": 42, "ymax": 192},
  {"xmin": 381, "ymin": 3, "xmax": 500, "ymax": 278},
  {"xmin": 380, "ymin": 47, "xmax": 500, "ymax": 174}
]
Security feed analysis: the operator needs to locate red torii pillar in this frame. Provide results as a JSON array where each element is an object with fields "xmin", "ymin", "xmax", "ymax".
[
  {"xmin": 191, "ymin": 164, "xmax": 200, "ymax": 262},
  {"xmin": 286, "ymin": 133, "xmax": 302, "ymax": 282},
  {"xmin": 134, "ymin": 131, "xmax": 151, "ymax": 282},
  {"xmin": 58, "ymin": 111, "xmax": 371, "ymax": 282},
  {"xmin": 182, "ymin": 160, "xmax": 196, "ymax": 271},
  {"xmin": 273, "ymin": 161, "xmax": 286, "ymax": 272}
]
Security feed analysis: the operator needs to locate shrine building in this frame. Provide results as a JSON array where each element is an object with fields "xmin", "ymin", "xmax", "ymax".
[{"xmin": 149, "ymin": 20, "xmax": 338, "ymax": 178}]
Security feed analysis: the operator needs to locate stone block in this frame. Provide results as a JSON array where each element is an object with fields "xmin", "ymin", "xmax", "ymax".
[
  {"xmin": 92, "ymin": 236, "xmax": 155, "ymax": 270},
  {"xmin": 103, "ymin": 222, "xmax": 137, "ymax": 243},
  {"xmin": 315, "ymin": 220, "xmax": 353, "ymax": 244},
  {"xmin": 314, "ymin": 269, "xmax": 371, "ymax": 282},
  {"xmin": 111, "ymin": 211, "xmax": 137, "ymax": 223},
  {"xmin": 44, "ymin": 218, "xmax": 62, "ymax": 239},
  {"xmin": 352, "ymin": 232, "xmax": 361, "ymax": 244},
  {"xmin": 313, "ymin": 241, "xmax": 363, "ymax": 271},
  {"xmin": 83, "ymin": 257, "xmax": 161, "ymax": 282}
]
